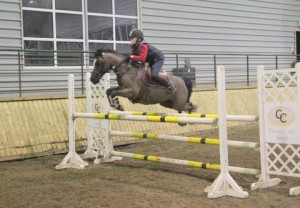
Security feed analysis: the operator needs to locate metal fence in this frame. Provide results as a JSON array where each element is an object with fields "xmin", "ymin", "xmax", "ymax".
[{"xmin": 0, "ymin": 49, "xmax": 297, "ymax": 98}]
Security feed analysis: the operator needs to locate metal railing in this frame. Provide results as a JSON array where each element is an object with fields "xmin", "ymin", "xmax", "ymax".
[{"xmin": 0, "ymin": 49, "xmax": 298, "ymax": 98}]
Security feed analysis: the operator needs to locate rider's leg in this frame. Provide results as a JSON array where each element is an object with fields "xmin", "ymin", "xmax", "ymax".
[{"xmin": 151, "ymin": 60, "xmax": 176, "ymax": 95}]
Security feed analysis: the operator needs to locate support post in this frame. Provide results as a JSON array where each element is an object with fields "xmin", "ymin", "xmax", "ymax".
[
  {"xmin": 55, "ymin": 74, "xmax": 88, "ymax": 170},
  {"xmin": 251, "ymin": 66, "xmax": 281, "ymax": 190},
  {"xmin": 204, "ymin": 66, "xmax": 249, "ymax": 198}
]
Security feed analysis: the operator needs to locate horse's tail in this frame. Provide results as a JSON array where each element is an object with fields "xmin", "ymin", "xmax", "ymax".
[{"xmin": 182, "ymin": 77, "xmax": 193, "ymax": 103}]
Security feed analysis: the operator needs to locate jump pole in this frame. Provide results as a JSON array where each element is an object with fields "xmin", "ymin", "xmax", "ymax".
[
  {"xmin": 73, "ymin": 112, "xmax": 218, "ymax": 124},
  {"xmin": 110, "ymin": 130, "xmax": 259, "ymax": 149},
  {"xmin": 110, "ymin": 150, "xmax": 259, "ymax": 175},
  {"xmin": 109, "ymin": 110, "xmax": 259, "ymax": 122}
]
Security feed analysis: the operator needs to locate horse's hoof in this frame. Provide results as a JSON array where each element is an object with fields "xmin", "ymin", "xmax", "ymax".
[
  {"xmin": 117, "ymin": 105, "xmax": 124, "ymax": 111},
  {"xmin": 178, "ymin": 122, "xmax": 187, "ymax": 126},
  {"xmin": 188, "ymin": 103, "xmax": 198, "ymax": 113},
  {"xmin": 106, "ymin": 89, "xmax": 112, "ymax": 95},
  {"xmin": 113, "ymin": 103, "xmax": 124, "ymax": 111},
  {"xmin": 112, "ymin": 98, "xmax": 120, "ymax": 106}
]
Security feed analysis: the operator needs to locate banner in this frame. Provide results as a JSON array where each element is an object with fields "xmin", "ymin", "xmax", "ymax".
[{"xmin": 264, "ymin": 102, "xmax": 300, "ymax": 144}]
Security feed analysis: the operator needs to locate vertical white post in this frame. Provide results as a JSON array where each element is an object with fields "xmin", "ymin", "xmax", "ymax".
[
  {"xmin": 289, "ymin": 63, "xmax": 300, "ymax": 195},
  {"xmin": 253, "ymin": 66, "xmax": 270, "ymax": 183},
  {"xmin": 205, "ymin": 66, "xmax": 248, "ymax": 198},
  {"xmin": 251, "ymin": 66, "xmax": 281, "ymax": 189},
  {"xmin": 55, "ymin": 74, "xmax": 88, "ymax": 170}
]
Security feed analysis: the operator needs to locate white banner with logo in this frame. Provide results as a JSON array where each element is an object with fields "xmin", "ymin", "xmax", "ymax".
[{"xmin": 264, "ymin": 102, "xmax": 300, "ymax": 144}]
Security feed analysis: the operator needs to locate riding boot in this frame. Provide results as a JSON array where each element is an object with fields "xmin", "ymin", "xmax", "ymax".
[
  {"xmin": 166, "ymin": 80, "xmax": 177, "ymax": 95},
  {"xmin": 152, "ymin": 76, "xmax": 177, "ymax": 95}
]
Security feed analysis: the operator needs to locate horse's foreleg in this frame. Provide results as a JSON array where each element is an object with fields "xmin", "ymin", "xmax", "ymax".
[
  {"xmin": 107, "ymin": 88, "xmax": 136, "ymax": 111},
  {"xmin": 106, "ymin": 87, "xmax": 123, "ymax": 111},
  {"xmin": 107, "ymin": 94, "xmax": 124, "ymax": 111}
]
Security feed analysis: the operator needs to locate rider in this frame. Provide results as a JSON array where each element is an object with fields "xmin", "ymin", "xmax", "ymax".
[{"xmin": 128, "ymin": 29, "xmax": 176, "ymax": 95}]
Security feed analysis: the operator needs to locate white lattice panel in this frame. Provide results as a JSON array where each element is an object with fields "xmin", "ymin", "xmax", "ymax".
[
  {"xmin": 263, "ymin": 70, "xmax": 298, "ymax": 103},
  {"xmin": 266, "ymin": 143, "xmax": 300, "ymax": 177},
  {"xmin": 89, "ymin": 127, "xmax": 109, "ymax": 151},
  {"xmin": 262, "ymin": 68, "xmax": 300, "ymax": 178},
  {"xmin": 82, "ymin": 73, "xmax": 111, "ymax": 160}
]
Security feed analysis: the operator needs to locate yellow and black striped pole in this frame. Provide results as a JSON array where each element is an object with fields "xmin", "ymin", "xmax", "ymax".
[
  {"xmin": 110, "ymin": 131, "xmax": 259, "ymax": 149},
  {"xmin": 110, "ymin": 111, "xmax": 259, "ymax": 122},
  {"xmin": 73, "ymin": 113, "xmax": 218, "ymax": 124},
  {"xmin": 111, "ymin": 151, "xmax": 260, "ymax": 175}
]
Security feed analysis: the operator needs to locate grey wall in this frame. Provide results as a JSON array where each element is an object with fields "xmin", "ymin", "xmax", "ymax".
[
  {"xmin": 141, "ymin": 0, "xmax": 300, "ymax": 54},
  {"xmin": 0, "ymin": 0, "xmax": 22, "ymax": 97},
  {"xmin": 141, "ymin": 0, "xmax": 300, "ymax": 84},
  {"xmin": 0, "ymin": 0, "xmax": 299, "ymax": 97},
  {"xmin": 0, "ymin": 0, "xmax": 22, "ymax": 49}
]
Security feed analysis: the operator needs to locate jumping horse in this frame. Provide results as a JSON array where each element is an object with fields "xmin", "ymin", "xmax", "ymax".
[{"xmin": 90, "ymin": 49, "xmax": 197, "ymax": 116}]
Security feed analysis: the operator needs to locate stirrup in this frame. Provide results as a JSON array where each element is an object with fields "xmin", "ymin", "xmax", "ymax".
[{"xmin": 167, "ymin": 87, "xmax": 176, "ymax": 95}]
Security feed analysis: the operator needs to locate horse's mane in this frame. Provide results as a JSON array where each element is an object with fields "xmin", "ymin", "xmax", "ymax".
[{"xmin": 95, "ymin": 48, "xmax": 125, "ymax": 58}]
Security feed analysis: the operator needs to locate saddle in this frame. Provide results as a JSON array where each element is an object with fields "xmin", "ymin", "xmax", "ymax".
[{"xmin": 138, "ymin": 67, "xmax": 170, "ymax": 87}]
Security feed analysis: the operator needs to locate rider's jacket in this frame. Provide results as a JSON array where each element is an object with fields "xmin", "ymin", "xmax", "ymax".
[{"xmin": 130, "ymin": 42, "xmax": 164, "ymax": 66}]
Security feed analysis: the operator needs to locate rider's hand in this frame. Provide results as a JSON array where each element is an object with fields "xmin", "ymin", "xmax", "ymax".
[{"xmin": 124, "ymin": 56, "xmax": 131, "ymax": 62}]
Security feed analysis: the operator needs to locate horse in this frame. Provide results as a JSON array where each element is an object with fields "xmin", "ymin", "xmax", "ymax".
[{"xmin": 90, "ymin": 49, "xmax": 197, "ymax": 116}]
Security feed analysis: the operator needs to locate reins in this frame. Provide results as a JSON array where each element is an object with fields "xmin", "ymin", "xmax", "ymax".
[
  {"xmin": 114, "ymin": 60, "xmax": 137, "ymax": 79},
  {"xmin": 96, "ymin": 53, "xmax": 137, "ymax": 80}
]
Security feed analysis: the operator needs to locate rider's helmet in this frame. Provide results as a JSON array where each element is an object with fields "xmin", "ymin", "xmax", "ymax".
[{"xmin": 129, "ymin": 29, "xmax": 144, "ymax": 41}]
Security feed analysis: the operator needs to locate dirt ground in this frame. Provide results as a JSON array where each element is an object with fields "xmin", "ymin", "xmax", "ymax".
[{"xmin": 0, "ymin": 124, "xmax": 299, "ymax": 208}]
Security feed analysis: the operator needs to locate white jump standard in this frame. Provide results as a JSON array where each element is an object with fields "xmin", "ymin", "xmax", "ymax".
[
  {"xmin": 56, "ymin": 63, "xmax": 300, "ymax": 197},
  {"xmin": 56, "ymin": 67, "xmax": 255, "ymax": 198},
  {"xmin": 251, "ymin": 64, "xmax": 300, "ymax": 196}
]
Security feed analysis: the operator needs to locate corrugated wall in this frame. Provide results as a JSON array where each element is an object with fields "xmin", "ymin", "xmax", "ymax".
[
  {"xmin": 0, "ymin": 0, "xmax": 22, "ymax": 49},
  {"xmin": 141, "ymin": 0, "xmax": 300, "ymax": 54},
  {"xmin": 0, "ymin": 0, "xmax": 22, "ymax": 97},
  {"xmin": 0, "ymin": 88, "xmax": 259, "ymax": 161},
  {"xmin": 141, "ymin": 0, "xmax": 300, "ymax": 85}
]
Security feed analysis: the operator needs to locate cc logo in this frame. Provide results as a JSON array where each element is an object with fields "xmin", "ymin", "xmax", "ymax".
[
  {"xmin": 95, "ymin": 103, "xmax": 101, "ymax": 113},
  {"xmin": 275, "ymin": 109, "xmax": 287, "ymax": 123}
]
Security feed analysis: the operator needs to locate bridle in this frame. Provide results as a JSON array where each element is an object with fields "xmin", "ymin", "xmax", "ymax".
[
  {"xmin": 95, "ymin": 56, "xmax": 130, "ymax": 79},
  {"xmin": 94, "ymin": 58, "xmax": 110, "ymax": 79}
]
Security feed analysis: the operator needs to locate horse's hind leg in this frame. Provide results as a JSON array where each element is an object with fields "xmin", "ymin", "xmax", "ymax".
[
  {"xmin": 184, "ymin": 102, "xmax": 198, "ymax": 113},
  {"xmin": 188, "ymin": 102, "xmax": 198, "ymax": 113},
  {"xmin": 176, "ymin": 102, "xmax": 198, "ymax": 126},
  {"xmin": 177, "ymin": 110, "xmax": 187, "ymax": 127}
]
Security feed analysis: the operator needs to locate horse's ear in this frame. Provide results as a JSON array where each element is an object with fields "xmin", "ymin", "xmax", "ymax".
[
  {"xmin": 95, "ymin": 49, "xmax": 106, "ymax": 58},
  {"xmin": 95, "ymin": 49, "xmax": 104, "ymax": 57}
]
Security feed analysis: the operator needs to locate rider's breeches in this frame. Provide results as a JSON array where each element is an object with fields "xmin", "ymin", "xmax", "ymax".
[
  {"xmin": 150, "ymin": 59, "xmax": 173, "ymax": 88},
  {"xmin": 150, "ymin": 59, "xmax": 164, "ymax": 76}
]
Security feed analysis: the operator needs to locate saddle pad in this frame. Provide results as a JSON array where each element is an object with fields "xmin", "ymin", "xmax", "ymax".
[{"xmin": 138, "ymin": 68, "xmax": 170, "ymax": 87}]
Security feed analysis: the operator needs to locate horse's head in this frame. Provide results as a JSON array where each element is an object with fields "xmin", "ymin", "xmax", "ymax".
[
  {"xmin": 90, "ymin": 49, "xmax": 124, "ymax": 84},
  {"xmin": 90, "ymin": 49, "xmax": 111, "ymax": 84}
]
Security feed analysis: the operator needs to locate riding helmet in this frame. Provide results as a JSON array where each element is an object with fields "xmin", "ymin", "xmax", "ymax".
[{"xmin": 129, "ymin": 29, "xmax": 144, "ymax": 41}]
